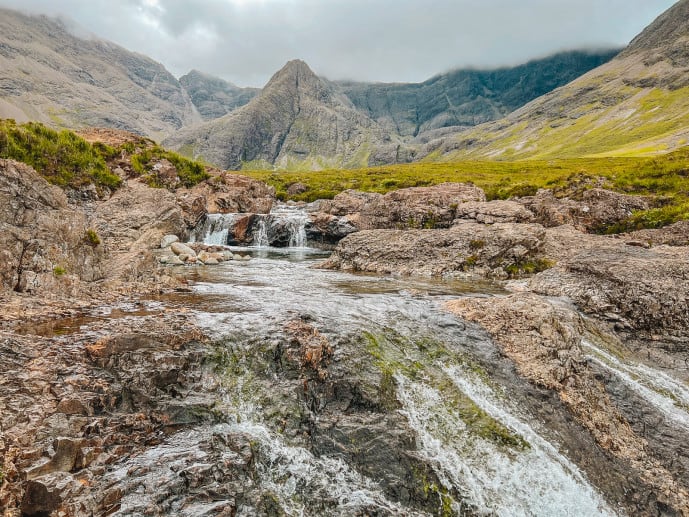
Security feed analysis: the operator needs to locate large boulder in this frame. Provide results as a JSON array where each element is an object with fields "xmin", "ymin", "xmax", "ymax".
[
  {"xmin": 519, "ymin": 188, "xmax": 649, "ymax": 232},
  {"xmin": 0, "ymin": 159, "xmax": 105, "ymax": 293},
  {"xmin": 320, "ymin": 222, "xmax": 547, "ymax": 278},
  {"xmin": 176, "ymin": 172, "xmax": 275, "ymax": 229},
  {"xmin": 530, "ymin": 235, "xmax": 689, "ymax": 338},
  {"xmin": 94, "ymin": 180, "xmax": 185, "ymax": 281},
  {"xmin": 317, "ymin": 183, "xmax": 486, "ymax": 231}
]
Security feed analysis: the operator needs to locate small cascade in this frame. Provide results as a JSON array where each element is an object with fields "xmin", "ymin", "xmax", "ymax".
[
  {"xmin": 190, "ymin": 213, "xmax": 244, "ymax": 245},
  {"xmin": 191, "ymin": 204, "xmax": 311, "ymax": 248},
  {"xmin": 583, "ymin": 340, "xmax": 689, "ymax": 429},
  {"xmin": 396, "ymin": 368, "xmax": 617, "ymax": 517},
  {"xmin": 253, "ymin": 218, "xmax": 269, "ymax": 247}
]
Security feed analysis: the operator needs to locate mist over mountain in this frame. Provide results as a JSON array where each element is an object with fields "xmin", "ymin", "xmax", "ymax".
[
  {"xmin": 335, "ymin": 50, "xmax": 619, "ymax": 137},
  {"xmin": 0, "ymin": 8, "xmax": 200, "ymax": 138},
  {"xmin": 421, "ymin": 0, "xmax": 689, "ymax": 160}
]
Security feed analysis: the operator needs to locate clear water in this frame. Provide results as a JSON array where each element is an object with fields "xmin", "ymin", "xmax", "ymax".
[{"xmin": 167, "ymin": 251, "xmax": 618, "ymax": 516}]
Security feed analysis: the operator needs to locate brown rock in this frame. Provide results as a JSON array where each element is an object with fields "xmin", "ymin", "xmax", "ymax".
[
  {"xmin": 20, "ymin": 480, "xmax": 62, "ymax": 516},
  {"xmin": 519, "ymin": 188, "xmax": 649, "ymax": 232},
  {"xmin": 0, "ymin": 159, "xmax": 105, "ymax": 293},
  {"xmin": 321, "ymin": 222, "xmax": 547, "ymax": 278},
  {"xmin": 318, "ymin": 183, "xmax": 486, "ymax": 230}
]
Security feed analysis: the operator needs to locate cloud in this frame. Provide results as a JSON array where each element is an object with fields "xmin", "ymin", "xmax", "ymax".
[{"xmin": 0, "ymin": 0, "xmax": 678, "ymax": 86}]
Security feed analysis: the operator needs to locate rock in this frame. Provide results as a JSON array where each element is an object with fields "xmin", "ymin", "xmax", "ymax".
[
  {"xmin": 453, "ymin": 200, "xmax": 535, "ymax": 224},
  {"xmin": 165, "ymin": 255, "xmax": 184, "ymax": 266},
  {"xmin": 318, "ymin": 183, "xmax": 486, "ymax": 231},
  {"xmin": 160, "ymin": 235, "xmax": 179, "ymax": 248},
  {"xmin": 518, "ymin": 188, "xmax": 649, "ymax": 232},
  {"xmin": 222, "ymin": 251, "xmax": 234, "ymax": 261},
  {"xmin": 197, "ymin": 250, "xmax": 212, "ymax": 263},
  {"xmin": 626, "ymin": 220, "xmax": 689, "ymax": 246},
  {"xmin": 203, "ymin": 257, "xmax": 219, "ymax": 265},
  {"xmin": 176, "ymin": 171, "xmax": 275, "ymax": 229},
  {"xmin": 287, "ymin": 182, "xmax": 309, "ymax": 196},
  {"xmin": 0, "ymin": 159, "xmax": 105, "ymax": 293},
  {"xmin": 530, "ymin": 233, "xmax": 689, "ymax": 338},
  {"xmin": 445, "ymin": 293, "xmax": 689, "ymax": 514},
  {"xmin": 21, "ymin": 480, "xmax": 62, "ymax": 516},
  {"xmin": 305, "ymin": 212, "xmax": 359, "ymax": 247},
  {"xmin": 284, "ymin": 319, "xmax": 333, "ymax": 380},
  {"xmin": 94, "ymin": 180, "xmax": 185, "ymax": 282},
  {"xmin": 171, "ymin": 242, "xmax": 197, "ymax": 258},
  {"xmin": 321, "ymin": 222, "xmax": 547, "ymax": 278}
]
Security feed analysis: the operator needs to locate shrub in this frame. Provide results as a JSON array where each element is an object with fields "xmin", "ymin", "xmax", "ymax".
[
  {"xmin": 0, "ymin": 120, "xmax": 122, "ymax": 190},
  {"xmin": 85, "ymin": 229, "xmax": 101, "ymax": 246}
]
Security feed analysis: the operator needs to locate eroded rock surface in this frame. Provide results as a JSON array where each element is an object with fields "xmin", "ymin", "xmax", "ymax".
[
  {"xmin": 0, "ymin": 159, "xmax": 105, "ymax": 293},
  {"xmin": 321, "ymin": 222, "xmax": 547, "ymax": 278}
]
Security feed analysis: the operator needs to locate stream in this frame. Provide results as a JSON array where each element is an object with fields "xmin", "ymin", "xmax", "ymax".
[
  {"xmin": 117, "ymin": 240, "xmax": 619, "ymax": 516},
  {"xmin": 99, "ymin": 207, "xmax": 689, "ymax": 516}
]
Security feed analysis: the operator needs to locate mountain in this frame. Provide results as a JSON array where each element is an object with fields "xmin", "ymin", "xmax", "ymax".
[
  {"xmin": 423, "ymin": 0, "xmax": 689, "ymax": 160},
  {"xmin": 336, "ymin": 50, "xmax": 619, "ymax": 137},
  {"xmin": 165, "ymin": 60, "xmax": 400, "ymax": 170},
  {"xmin": 179, "ymin": 70, "xmax": 260, "ymax": 120},
  {"xmin": 0, "ymin": 8, "xmax": 200, "ymax": 138}
]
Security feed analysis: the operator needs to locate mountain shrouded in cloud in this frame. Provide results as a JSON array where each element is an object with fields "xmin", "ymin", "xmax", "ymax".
[{"xmin": 0, "ymin": 0, "xmax": 677, "ymax": 86}]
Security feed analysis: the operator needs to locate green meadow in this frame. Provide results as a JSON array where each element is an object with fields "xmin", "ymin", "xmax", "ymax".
[{"xmin": 242, "ymin": 148, "xmax": 689, "ymax": 231}]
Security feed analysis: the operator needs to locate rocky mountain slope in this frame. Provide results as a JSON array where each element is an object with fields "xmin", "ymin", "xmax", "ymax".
[
  {"xmin": 179, "ymin": 70, "xmax": 260, "ymax": 121},
  {"xmin": 165, "ymin": 60, "xmax": 401, "ymax": 170},
  {"xmin": 337, "ymin": 50, "xmax": 618, "ymax": 138},
  {"xmin": 0, "ymin": 8, "xmax": 200, "ymax": 138},
  {"xmin": 423, "ymin": 0, "xmax": 689, "ymax": 160}
]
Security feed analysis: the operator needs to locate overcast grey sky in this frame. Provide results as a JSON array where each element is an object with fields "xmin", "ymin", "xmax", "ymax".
[{"xmin": 0, "ymin": 0, "xmax": 679, "ymax": 86}]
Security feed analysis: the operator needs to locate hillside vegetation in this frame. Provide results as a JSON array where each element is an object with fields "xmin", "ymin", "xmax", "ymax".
[
  {"xmin": 0, "ymin": 119, "xmax": 121, "ymax": 190},
  {"xmin": 0, "ymin": 120, "xmax": 209, "ymax": 191},
  {"xmin": 243, "ymin": 147, "xmax": 689, "ymax": 231}
]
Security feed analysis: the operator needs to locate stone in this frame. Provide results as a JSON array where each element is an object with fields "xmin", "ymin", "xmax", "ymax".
[
  {"xmin": 21, "ymin": 480, "xmax": 62, "ymax": 516},
  {"xmin": 222, "ymin": 251, "xmax": 234, "ymax": 261},
  {"xmin": 518, "ymin": 188, "xmax": 649, "ymax": 232},
  {"xmin": 171, "ymin": 242, "xmax": 197, "ymax": 258},
  {"xmin": 321, "ymin": 222, "xmax": 547, "ymax": 278},
  {"xmin": 0, "ymin": 159, "xmax": 105, "ymax": 293},
  {"xmin": 160, "ymin": 235, "xmax": 179, "ymax": 248}
]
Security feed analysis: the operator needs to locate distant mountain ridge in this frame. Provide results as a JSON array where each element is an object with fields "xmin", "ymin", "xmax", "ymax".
[
  {"xmin": 335, "ymin": 50, "xmax": 619, "ymax": 137},
  {"xmin": 421, "ymin": 0, "xmax": 689, "ymax": 160},
  {"xmin": 179, "ymin": 70, "xmax": 260, "ymax": 120},
  {"xmin": 0, "ymin": 8, "xmax": 200, "ymax": 138},
  {"xmin": 164, "ymin": 60, "xmax": 401, "ymax": 170}
]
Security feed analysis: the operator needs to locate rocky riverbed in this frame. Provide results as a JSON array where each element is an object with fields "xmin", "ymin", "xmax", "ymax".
[{"xmin": 2, "ymin": 150, "xmax": 689, "ymax": 516}]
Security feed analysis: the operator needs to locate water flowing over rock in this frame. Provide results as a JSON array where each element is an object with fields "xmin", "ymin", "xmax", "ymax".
[{"xmin": 191, "ymin": 204, "xmax": 311, "ymax": 248}]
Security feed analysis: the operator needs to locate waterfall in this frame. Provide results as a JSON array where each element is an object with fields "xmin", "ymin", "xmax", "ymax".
[
  {"xmin": 190, "ymin": 213, "xmax": 243, "ymax": 245},
  {"xmin": 192, "ymin": 204, "xmax": 311, "ymax": 248},
  {"xmin": 583, "ymin": 340, "xmax": 689, "ymax": 429},
  {"xmin": 396, "ymin": 368, "xmax": 617, "ymax": 517},
  {"xmin": 253, "ymin": 218, "xmax": 269, "ymax": 247}
]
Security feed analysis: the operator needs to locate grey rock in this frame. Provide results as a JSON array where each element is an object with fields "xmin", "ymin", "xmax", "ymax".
[
  {"xmin": 171, "ymin": 242, "xmax": 197, "ymax": 258},
  {"xmin": 165, "ymin": 60, "xmax": 394, "ymax": 170},
  {"xmin": 160, "ymin": 234, "xmax": 179, "ymax": 248},
  {"xmin": 0, "ymin": 8, "xmax": 200, "ymax": 136}
]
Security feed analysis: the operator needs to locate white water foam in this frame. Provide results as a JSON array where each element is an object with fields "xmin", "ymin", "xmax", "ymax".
[
  {"xmin": 583, "ymin": 340, "xmax": 689, "ymax": 430},
  {"xmin": 396, "ymin": 368, "xmax": 617, "ymax": 517}
]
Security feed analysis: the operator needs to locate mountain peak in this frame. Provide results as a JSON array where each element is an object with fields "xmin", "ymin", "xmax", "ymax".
[
  {"xmin": 622, "ymin": 0, "xmax": 689, "ymax": 55},
  {"xmin": 265, "ymin": 59, "xmax": 320, "ymax": 88}
]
